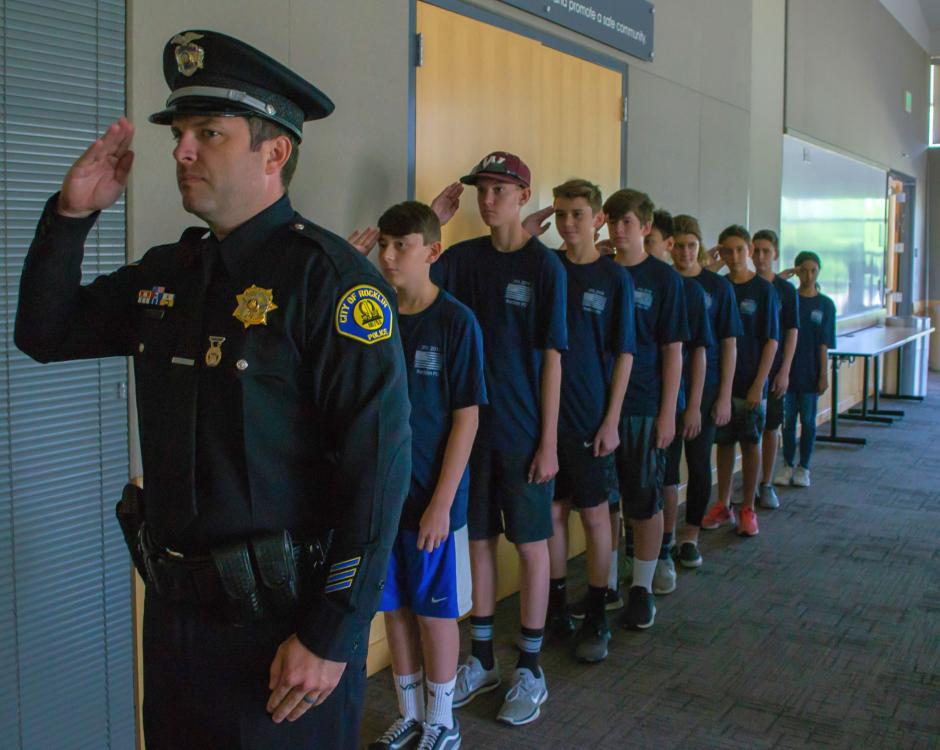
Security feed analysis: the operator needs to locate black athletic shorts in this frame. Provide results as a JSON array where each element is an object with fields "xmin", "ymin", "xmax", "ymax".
[
  {"xmin": 715, "ymin": 397, "xmax": 766, "ymax": 445},
  {"xmin": 468, "ymin": 446, "xmax": 554, "ymax": 544},
  {"xmin": 554, "ymin": 437, "xmax": 620, "ymax": 509},
  {"xmin": 614, "ymin": 415, "xmax": 665, "ymax": 521}
]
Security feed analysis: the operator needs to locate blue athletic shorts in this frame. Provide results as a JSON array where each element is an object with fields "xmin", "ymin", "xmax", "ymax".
[{"xmin": 378, "ymin": 526, "xmax": 472, "ymax": 619}]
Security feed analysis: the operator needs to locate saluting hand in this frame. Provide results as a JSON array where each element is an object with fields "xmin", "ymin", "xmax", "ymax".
[
  {"xmin": 347, "ymin": 227, "xmax": 380, "ymax": 257},
  {"xmin": 58, "ymin": 117, "xmax": 135, "ymax": 219},
  {"xmin": 521, "ymin": 206, "xmax": 554, "ymax": 238},
  {"xmin": 430, "ymin": 182, "xmax": 464, "ymax": 226},
  {"xmin": 267, "ymin": 635, "xmax": 346, "ymax": 723}
]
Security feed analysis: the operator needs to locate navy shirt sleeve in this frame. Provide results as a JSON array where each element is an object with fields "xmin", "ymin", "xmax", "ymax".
[
  {"xmin": 537, "ymin": 249, "xmax": 569, "ymax": 351},
  {"xmin": 685, "ymin": 279, "xmax": 715, "ymax": 350},
  {"xmin": 716, "ymin": 275, "xmax": 744, "ymax": 339},
  {"xmin": 659, "ymin": 268, "xmax": 689, "ymax": 346},
  {"xmin": 762, "ymin": 283, "xmax": 780, "ymax": 343},
  {"xmin": 449, "ymin": 305, "xmax": 488, "ymax": 410},
  {"xmin": 612, "ymin": 266, "xmax": 637, "ymax": 355},
  {"xmin": 822, "ymin": 297, "xmax": 837, "ymax": 349}
]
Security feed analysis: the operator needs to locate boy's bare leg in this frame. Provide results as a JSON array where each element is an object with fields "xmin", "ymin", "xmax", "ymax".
[
  {"xmin": 581, "ymin": 504, "xmax": 612, "ymax": 589},
  {"xmin": 383, "ymin": 608, "xmax": 426, "ymax": 724},
  {"xmin": 548, "ymin": 500, "xmax": 570, "ymax": 580},
  {"xmin": 662, "ymin": 485, "xmax": 679, "ymax": 541},
  {"xmin": 740, "ymin": 442, "xmax": 760, "ymax": 510},
  {"xmin": 516, "ymin": 540, "xmax": 549, "ymax": 629},
  {"xmin": 716, "ymin": 444, "xmax": 736, "ymax": 508},
  {"xmin": 761, "ymin": 428, "xmax": 779, "ymax": 485},
  {"xmin": 469, "ymin": 537, "xmax": 498, "ymax": 617}
]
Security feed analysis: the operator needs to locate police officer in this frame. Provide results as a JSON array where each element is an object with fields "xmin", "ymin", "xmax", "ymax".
[{"xmin": 15, "ymin": 30, "xmax": 410, "ymax": 750}]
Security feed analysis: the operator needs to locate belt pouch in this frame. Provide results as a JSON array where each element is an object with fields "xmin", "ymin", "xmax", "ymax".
[
  {"xmin": 115, "ymin": 484, "xmax": 147, "ymax": 579},
  {"xmin": 251, "ymin": 531, "xmax": 299, "ymax": 612},
  {"xmin": 211, "ymin": 541, "xmax": 264, "ymax": 624}
]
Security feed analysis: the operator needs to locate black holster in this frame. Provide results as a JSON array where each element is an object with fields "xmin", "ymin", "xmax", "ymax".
[{"xmin": 115, "ymin": 483, "xmax": 147, "ymax": 579}]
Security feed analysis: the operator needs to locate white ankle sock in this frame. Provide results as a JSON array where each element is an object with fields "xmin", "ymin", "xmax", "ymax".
[
  {"xmin": 608, "ymin": 550, "xmax": 619, "ymax": 590},
  {"xmin": 426, "ymin": 676, "xmax": 456, "ymax": 729},
  {"xmin": 394, "ymin": 669, "xmax": 425, "ymax": 721},
  {"xmin": 632, "ymin": 558, "xmax": 657, "ymax": 592}
]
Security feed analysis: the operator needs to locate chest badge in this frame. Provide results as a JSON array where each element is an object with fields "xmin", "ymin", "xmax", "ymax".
[
  {"xmin": 205, "ymin": 336, "xmax": 225, "ymax": 367},
  {"xmin": 335, "ymin": 285, "xmax": 393, "ymax": 345},
  {"xmin": 233, "ymin": 285, "xmax": 278, "ymax": 328}
]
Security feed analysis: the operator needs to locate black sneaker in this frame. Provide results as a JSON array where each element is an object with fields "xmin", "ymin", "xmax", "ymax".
[
  {"xmin": 369, "ymin": 716, "xmax": 422, "ymax": 750},
  {"xmin": 569, "ymin": 587, "xmax": 623, "ymax": 620},
  {"xmin": 416, "ymin": 719, "xmax": 461, "ymax": 750},
  {"xmin": 546, "ymin": 608, "xmax": 578, "ymax": 639},
  {"xmin": 574, "ymin": 614, "xmax": 611, "ymax": 662},
  {"xmin": 620, "ymin": 586, "xmax": 656, "ymax": 630},
  {"xmin": 674, "ymin": 541, "xmax": 703, "ymax": 569}
]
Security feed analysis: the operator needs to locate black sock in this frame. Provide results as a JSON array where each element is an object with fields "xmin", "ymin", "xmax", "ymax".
[
  {"xmin": 549, "ymin": 577, "xmax": 567, "ymax": 615},
  {"xmin": 470, "ymin": 615, "xmax": 495, "ymax": 670},
  {"xmin": 587, "ymin": 584, "xmax": 607, "ymax": 622},
  {"xmin": 516, "ymin": 626, "xmax": 543, "ymax": 677}
]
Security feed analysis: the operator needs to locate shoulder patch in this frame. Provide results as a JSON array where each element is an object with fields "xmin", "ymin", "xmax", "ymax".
[{"xmin": 335, "ymin": 285, "xmax": 394, "ymax": 345}]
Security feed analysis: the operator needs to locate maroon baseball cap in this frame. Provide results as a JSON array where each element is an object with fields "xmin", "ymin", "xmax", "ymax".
[{"xmin": 459, "ymin": 151, "xmax": 531, "ymax": 187}]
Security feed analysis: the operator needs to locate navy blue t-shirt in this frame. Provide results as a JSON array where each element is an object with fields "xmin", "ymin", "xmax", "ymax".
[
  {"xmin": 431, "ymin": 235, "xmax": 568, "ymax": 453},
  {"xmin": 688, "ymin": 269, "xmax": 743, "ymax": 387},
  {"xmin": 398, "ymin": 289, "xmax": 488, "ymax": 532},
  {"xmin": 678, "ymin": 276, "xmax": 715, "ymax": 411},
  {"xmin": 729, "ymin": 274, "xmax": 779, "ymax": 398},
  {"xmin": 558, "ymin": 253, "xmax": 636, "ymax": 440},
  {"xmin": 620, "ymin": 255, "xmax": 689, "ymax": 417},
  {"xmin": 788, "ymin": 293, "xmax": 836, "ymax": 394},
  {"xmin": 770, "ymin": 275, "xmax": 800, "ymax": 378}
]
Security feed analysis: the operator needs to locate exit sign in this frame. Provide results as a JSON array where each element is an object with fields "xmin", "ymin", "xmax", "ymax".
[{"xmin": 905, "ymin": 90, "xmax": 912, "ymax": 113}]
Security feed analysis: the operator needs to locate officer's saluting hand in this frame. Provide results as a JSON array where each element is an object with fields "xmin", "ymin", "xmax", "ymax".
[{"xmin": 16, "ymin": 30, "xmax": 410, "ymax": 750}]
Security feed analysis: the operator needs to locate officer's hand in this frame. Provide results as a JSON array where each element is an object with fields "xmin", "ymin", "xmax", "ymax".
[
  {"xmin": 267, "ymin": 635, "xmax": 347, "ymax": 722},
  {"xmin": 347, "ymin": 227, "xmax": 380, "ymax": 257},
  {"xmin": 712, "ymin": 395, "xmax": 732, "ymax": 427},
  {"xmin": 522, "ymin": 206, "xmax": 554, "ymax": 239},
  {"xmin": 527, "ymin": 445, "xmax": 559, "ymax": 484},
  {"xmin": 430, "ymin": 182, "xmax": 464, "ymax": 226},
  {"xmin": 59, "ymin": 117, "xmax": 135, "ymax": 219},
  {"xmin": 417, "ymin": 500, "xmax": 450, "ymax": 552},
  {"xmin": 592, "ymin": 418, "xmax": 620, "ymax": 457},
  {"xmin": 654, "ymin": 412, "xmax": 675, "ymax": 449}
]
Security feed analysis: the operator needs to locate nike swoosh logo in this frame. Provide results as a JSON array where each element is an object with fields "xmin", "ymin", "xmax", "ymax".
[{"xmin": 431, "ymin": 596, "xmax": 447, "ymax": 603}]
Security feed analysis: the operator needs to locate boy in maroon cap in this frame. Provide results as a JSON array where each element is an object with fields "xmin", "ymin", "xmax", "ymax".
[{"xmin": 429, "ymin": 152, "xmax": 567, "ymax": 726}]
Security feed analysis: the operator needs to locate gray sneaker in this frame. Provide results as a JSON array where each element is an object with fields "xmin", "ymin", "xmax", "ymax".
[
  {"xmin": 452, "ymin": 656, "xmax": 500, "ymax": 708},
  {"xmin": 652, "ymin": 557, "xmax": 677, "ymax": 595},
  {"xmin": 369, "ymin": 716, "xmax": 422, "ymax": 750},
  {"xmin": 758, "ymin": 484, "xmax": 780, "ymax": 509},
  {"xmin": 574, "ymin": 615, "xmax": 611, "ymax": 663},
  {"xmin": 496, "ymin": 668, "xmax": 548, "ymax": 726},
  {"xmin": 416, "ymin": 720, "xmax": 461, "ymax": 750}
]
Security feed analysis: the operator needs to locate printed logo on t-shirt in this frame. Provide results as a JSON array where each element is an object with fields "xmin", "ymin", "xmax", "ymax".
[
  {"xmin": 634, "ymin": 287, "xmax": 653, "ymax": 310},
  {"xmin": 703, "ymin": 291, "xmax": 714, "ymax": 310},
  {"xmin": 414, "ymin": 345, "xmax": 442, "ymax": 376},
  {"xmin": 582, "ymin": 289, "xmax": 607, "ymax": 314},
  {"xmin": 505, "ymin": 280, "xmax": 532, "ymax": 308},
  {"xmin": 810, "ymin": 309, "xmax": 823, "ymax": 325},
  {"xmin": 739, "ymin": 298, "xmax": 757, "ymax": 316}
]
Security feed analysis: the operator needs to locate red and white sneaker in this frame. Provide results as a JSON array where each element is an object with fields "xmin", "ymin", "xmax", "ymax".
[
  {"xmin": 737, "ymin": 506, "xmax": 759, "ymax": 537},
  {"xmin": 701, "ymin": 503, "xmax": 736, "ymax": 530}
]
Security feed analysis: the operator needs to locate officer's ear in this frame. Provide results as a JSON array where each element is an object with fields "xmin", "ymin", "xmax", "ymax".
[{"xmin": 263, "ymin": 133, "xmax": 293, "ymax": 179}]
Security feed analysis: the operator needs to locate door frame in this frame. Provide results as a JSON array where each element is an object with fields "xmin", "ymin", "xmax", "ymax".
[
  {"xmin": 888, "ymin": 169, "xmax": 916, "ymax": 316},
  {"xmin": 408, "ymin": 0, "xmax": 629, "ymax": 200}
]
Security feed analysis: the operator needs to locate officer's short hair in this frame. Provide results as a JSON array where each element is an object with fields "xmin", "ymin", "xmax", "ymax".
[
  {"xmin": 652, "ymin": 210, "xmax": 674, "ymax": 239},
  {"xmin": 247, "ymin": 116, "xmax": 300, "ymax": 188},
  {"xmin": 378, "ymin": 201, "xmax": 441, "ymax": 244},
  {"xmin": 719, "ymin": 224, "xmax": 751, "ymax": 244},
  {"xmin": 603, "ymin": 189, "xmax": 654, "ymax": 225},
  {"xmin": 552, "ymin": 178, "xmax": 603, "ymax": 214}
]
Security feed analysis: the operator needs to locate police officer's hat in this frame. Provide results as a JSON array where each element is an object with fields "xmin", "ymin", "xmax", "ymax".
[{"xmin": 148, "ymin": 30, "xmax": 334, "ymax": 141}]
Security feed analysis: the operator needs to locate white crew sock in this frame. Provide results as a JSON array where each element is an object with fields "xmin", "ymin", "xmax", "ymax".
[
  {"xmin": 426, "ymin": 675, "xmax": 456, "ymax": 729},
  {"xmin": 394, "ymin": 669, "xmax": 425, "ymax": 721},
  {"xmin": 632, "ymin": 557, "xmax": 657, "ymax": 593},
  {"xmin": 608, "ymin": 549, "xmax": 619, "ymax": 590}
]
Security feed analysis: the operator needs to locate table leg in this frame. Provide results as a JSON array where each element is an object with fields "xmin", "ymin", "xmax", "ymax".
[
  {"xmin": 844, "ymin": 354, "xmax": 894, "ymax": 424},
  {"xmin": 818, "ymin": 355, "xmax": 866, "ymax": 446}
]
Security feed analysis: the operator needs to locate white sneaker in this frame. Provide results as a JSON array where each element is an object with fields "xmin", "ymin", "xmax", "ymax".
[
  {"xmin": 773, "ymin": 464, "xmax": 794, "ymax": 486},
  {"xmin": 496, "ymin": 668, "xmax": 548, "ymax": 726},
  {"xmin": 452, "ymin": 656, "xmax": 500, "ymax": 708},
  {"xmin": 791, "ymin": 466, "xmax": 810, "ymax": 487}
]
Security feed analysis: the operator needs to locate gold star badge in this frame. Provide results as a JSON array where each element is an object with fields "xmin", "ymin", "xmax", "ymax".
[{"xmin": 233, "ymin": 285, "xmax": 278, "ymax": 328}]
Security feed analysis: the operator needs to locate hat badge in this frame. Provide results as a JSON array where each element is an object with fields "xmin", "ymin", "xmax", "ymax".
[{"xmin": 172, "ymin": 32, "xmax": 205, "ymax": 77}]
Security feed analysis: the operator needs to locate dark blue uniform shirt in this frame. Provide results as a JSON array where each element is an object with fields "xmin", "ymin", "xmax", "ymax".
[
  {"xmin": 558, "ymin": 253, "xmax": 636, "ymax": 441},
  {"xmin": 431, "ymin": 235, "xmax": 568, "ymax": 454},
  {"xmin": 788, "ymin": 293, "xmax": 836, "ymax": 394},
  {"xmin": 770, "ymin": 274, "xmax": 800, "ymax": 378},
  {"xmin": 688, "ymin": 268, "xmax": 743, "ymax": 387},
  {"xmin": 398, "ymin": 289, "xmax": 487, "ymax": 532},
  {"xmin": 729, "ymin": 274, "xmax": 780, "ymax": 398},
  {"xmin": 678, "ymin": 275, "xmax": 715, "ymax": 410},
  {"xmin": 620, "ymin": 255, "xmax": 689, "ymax": 417}
]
